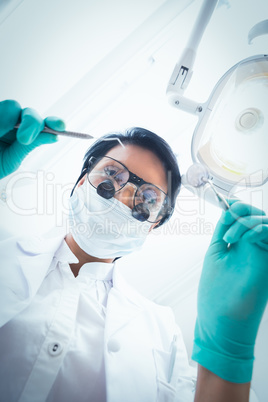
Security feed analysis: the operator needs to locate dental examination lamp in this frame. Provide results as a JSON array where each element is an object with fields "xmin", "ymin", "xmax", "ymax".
[{"xmin": 166, "ymin": 0, "xmax": 268, "ymax": 208}]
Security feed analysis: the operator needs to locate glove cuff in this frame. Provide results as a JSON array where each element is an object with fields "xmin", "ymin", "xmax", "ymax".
[{"xmin": 192, "ymin": 341, "xmax": 254, "ymax": 383}]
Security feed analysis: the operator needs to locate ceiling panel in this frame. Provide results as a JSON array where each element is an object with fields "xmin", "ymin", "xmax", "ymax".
[{"xmin": 0, "ymin": 0, "xmax": 189, "ymax": 112}]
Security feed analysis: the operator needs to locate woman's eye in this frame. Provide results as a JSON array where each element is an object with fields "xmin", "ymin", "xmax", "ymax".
[
  {"xmin": 114, "ymin": 173, "xmax": 125, "ymax": 186},
  {"xmin": 142, "ymin": 189, "xmax": 157, "ymax": 204},
  {"xmin": 104, "ymin": 166, "xmax": 118, "ymax": 177},
  {"xmin": 104, "ymin": 166, "xmax": 126, "ymax": 186}
]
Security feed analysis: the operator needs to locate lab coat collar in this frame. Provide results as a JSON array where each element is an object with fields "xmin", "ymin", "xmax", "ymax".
[
  {"xmin": 54, "ymin": 235, "xmax": 79, "ymax": 265},
  {"xmin": 16, "ymin": 232, "xmax": 152, "ymax": 343},
  {"xmin": 79, "ymin": 262, "xmax": 114, "ymax": 281},
  {"xmin": 17, "ymin": 227, "xmax": 67, "ymax": 256},
  {"xmin": 16, "ymin": 230, "xmax": 70, "ymax": 298},
  {"xmin": 17, "ymin": 231, "xmax": 147, "ymax": 309},
  {"xmin": 112, "ymin": 264, "xmax": 148, "ymax": 309}
]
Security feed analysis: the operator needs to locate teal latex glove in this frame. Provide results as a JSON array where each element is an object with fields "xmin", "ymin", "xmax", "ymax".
[
  {"xmin": 192, "ymin": 201, "xmax": 268, "ymax": 383},
  {"xmin": 0, "ymin": 99, "xmax": 65, "ymax": 179}
]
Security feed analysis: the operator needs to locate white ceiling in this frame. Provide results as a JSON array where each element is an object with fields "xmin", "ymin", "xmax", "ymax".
[{"xmin": 1, "ymin": 0, "xmax": 268, "ymax": 383}]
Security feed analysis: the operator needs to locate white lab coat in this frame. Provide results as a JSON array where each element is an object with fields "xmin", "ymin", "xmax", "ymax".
[{"xmin": 0, "ymin": 232, "xmax": 194, "ymax": 402}]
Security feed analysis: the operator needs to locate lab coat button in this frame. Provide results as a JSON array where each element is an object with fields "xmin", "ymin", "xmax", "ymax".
[
  {"xmin": 107, "ymin": 339, "xmax": 121, "ymax": 352},
  {"xmin": 48, "ymin": 342, "xmax": 63, "ymax": 356}
]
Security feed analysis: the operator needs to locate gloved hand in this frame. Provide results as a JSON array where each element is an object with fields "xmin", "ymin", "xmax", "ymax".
[
  {"xmin": 192, "ymin": 201, "xmax": 268, "ymax": 383},
  {"xmin": 0, "ymin": 99, "xmax": 65, "ymax": 179}
]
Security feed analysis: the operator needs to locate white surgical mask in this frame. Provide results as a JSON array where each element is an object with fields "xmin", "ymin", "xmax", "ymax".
[{"xmin": 69, "ymin": 180, "xmax": 151, "ymax": 259}]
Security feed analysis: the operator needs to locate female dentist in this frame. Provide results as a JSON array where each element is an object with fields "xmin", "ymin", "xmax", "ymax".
[{"xmin": 0, "ymin": 99, "xmax": 267, "ymax": 402}]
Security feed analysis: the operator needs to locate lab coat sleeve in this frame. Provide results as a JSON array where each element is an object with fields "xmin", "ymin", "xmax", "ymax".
[{"xmin": 0, "ymin": 235, "xmax": 53, "ymax": 327}]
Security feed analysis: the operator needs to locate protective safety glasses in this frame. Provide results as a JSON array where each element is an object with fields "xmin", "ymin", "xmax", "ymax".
[{"xmin": 87, "ymin": 156, "xmax": 172, "ymax": 223}]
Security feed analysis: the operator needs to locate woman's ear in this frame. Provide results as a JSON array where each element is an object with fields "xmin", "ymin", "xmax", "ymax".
[{"xmin": 77, "ymin": 175, "xmax": 86, "ymax": 188}]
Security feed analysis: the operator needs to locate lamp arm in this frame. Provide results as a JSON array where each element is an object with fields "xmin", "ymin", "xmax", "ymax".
[{"xmin": 166, "ymin": 0, "xmax": 218, "ymax": 114}]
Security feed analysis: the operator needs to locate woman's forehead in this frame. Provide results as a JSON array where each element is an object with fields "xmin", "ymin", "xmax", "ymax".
[{"xmin": 105, "ymin": 144, "xmax": 168, "ymax": 192}]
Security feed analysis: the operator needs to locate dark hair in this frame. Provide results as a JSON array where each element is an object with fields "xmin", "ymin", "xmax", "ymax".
[{"xmin": 73, "ymin": 127, "xmax": 181, "ymax": 228}]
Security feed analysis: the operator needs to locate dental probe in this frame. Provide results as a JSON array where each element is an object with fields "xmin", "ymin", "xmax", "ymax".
[
  {"xmin": 14, "ymin": 124, "xmax": 94, "ymax": 140},
  {"xmin": 201, "ymin": 177, "xmax": 230, "ymax": 211},
  {"xmin": 186, "ymin": 163, "xmax": 230, "ymax": 211}
]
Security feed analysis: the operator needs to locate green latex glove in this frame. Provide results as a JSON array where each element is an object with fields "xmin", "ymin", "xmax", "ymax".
[
  {"xmin": 0, "ymin": 99, "xmax": 65, "ymax": 179},
  {"xmin": 192, "ymin": 201, "xmax": 268, "ymax": 383}
]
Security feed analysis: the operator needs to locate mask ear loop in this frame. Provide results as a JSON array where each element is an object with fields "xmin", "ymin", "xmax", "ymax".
[
  {"xmin": 70, "ymin": 157, "xmax": 96, "ymax": 197},
  {"xmin": 70, "ymin": 168, "xmax": 88, "ymax": 197}
]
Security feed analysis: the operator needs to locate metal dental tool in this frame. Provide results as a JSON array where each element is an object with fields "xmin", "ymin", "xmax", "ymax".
[
  {"xmin": 186, "ymin": 163, "xmax": 230, "ymax": 211},
  {"xmin": 13, "ymin": 124, "xmax": 94, "ymax": 140},
  {"xmin": 0, "ymin": 124, "xmax": 93, "ymax": 145}
]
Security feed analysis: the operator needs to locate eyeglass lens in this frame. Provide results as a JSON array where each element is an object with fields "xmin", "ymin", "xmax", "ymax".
[{"xmin": 88, "ymin": 157, "xmax": 168, "ymax": 222}]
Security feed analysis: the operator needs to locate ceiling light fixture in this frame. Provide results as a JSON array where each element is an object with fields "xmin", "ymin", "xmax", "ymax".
[{"xmin": 166, "ymin": 0, "xmax": 268, "ymax": 201}]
